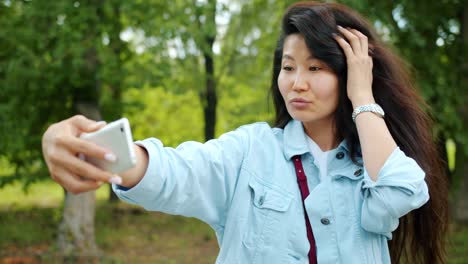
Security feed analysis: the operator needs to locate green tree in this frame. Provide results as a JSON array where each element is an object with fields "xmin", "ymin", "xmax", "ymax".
[
  {"xmin": 453, "ymin": 4, "xmax": 468, "ymax": 222},
  {"xmin": 122, "ymin": 0, "xmax": 218, "ymax": 141},
  {"xmin": 0, "ymin": 0, "xmax": 129, "ymax": 257},
  {"xmin": 1, "ymin": 0, "xmax": 466, "ymax": 259}
]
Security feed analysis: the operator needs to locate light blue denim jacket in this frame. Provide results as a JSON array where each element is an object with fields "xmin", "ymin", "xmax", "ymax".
[{"xmin": 113, "ymin": 120, "xmax": 429, "ymax": 264}]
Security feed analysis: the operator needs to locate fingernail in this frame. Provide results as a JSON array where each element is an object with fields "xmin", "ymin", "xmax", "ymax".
[
  {"xmin": 105, "ymin": 153, "xmax": 117, "ymax": 162},
  {"xmin": 91, "ymin": 121, "xmax": 106, "ymax": 129},
  {"xmin": 332, "ymin": 33, "xmax": 338, "ymax": 38},
  {"xmin": 108, "ymin": 175, "xmax": 122, "ymax": 185},
  {"xmin": 78, "ymin": 153, "xmax": 86, "ymax": 160},
  {"xmin": 337, "ymin": 25, "xmax": 343, "ymax": 29}
]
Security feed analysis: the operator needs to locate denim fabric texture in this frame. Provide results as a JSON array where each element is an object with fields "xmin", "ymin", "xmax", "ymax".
[{"xmin": 113, "ymin": 120, "xmax": 429, "ymax": 264}]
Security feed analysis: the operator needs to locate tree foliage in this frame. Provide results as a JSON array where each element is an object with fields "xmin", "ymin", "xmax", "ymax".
[
  {"xmin": 1, "ymin": 0, "xmax": 467, "ymax": 254},
  {"xmin": 0, "ymin": 0, "xmax": 127, "ymax": 187},
  {"xmin": 1, "ymin": 0, "xmax": 466, "ymax": 190}
]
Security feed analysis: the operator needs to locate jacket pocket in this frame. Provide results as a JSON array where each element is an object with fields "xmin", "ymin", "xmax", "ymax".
[
  {"xmin": 242, "ymin": 176, "xmax": 293, "ymax": 262},
  {"xmin": 249, "ymin": 176, "xmax": 292, "ymax": 212}
]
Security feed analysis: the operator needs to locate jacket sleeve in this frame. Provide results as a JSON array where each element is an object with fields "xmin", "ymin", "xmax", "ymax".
[
  {"xmin": 112, "ymin": 126, "xmax": 249, "ymax": 229},
  {"xmin": 359, "ymin": 147, "xmax": 429, "ymax": 238}
]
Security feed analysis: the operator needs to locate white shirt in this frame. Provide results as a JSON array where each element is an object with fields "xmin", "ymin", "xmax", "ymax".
[{"xmin": 306, "ymin": 136, "xmax": 332, "ymax": 180}]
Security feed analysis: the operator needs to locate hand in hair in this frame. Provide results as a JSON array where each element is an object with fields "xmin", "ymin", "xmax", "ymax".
[
  {"xmin": 334, "ymin": 25, "xmax": 397, "ymax": 180},
  {"xmin": 334, "ymin": 26, "xmax": 375, "ymax": 108}
]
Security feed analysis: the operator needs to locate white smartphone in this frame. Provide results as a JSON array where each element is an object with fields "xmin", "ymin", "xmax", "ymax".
[{"xmin": 80, "ymin": 118, "xmax": 137, "ymax": 173}]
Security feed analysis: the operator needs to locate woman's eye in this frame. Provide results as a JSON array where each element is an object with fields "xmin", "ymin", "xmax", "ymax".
[
  {"xmin": 309, "ymin": 66, "xmax": 321, "ymax": 71},
  {"xmin": 283, "ymin": 66, "xmax": 293, "ymax": 71}
]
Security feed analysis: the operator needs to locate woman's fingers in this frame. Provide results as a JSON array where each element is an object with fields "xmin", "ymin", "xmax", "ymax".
[
  {"xmin": 68, "ymin": 115, "xmax": 107, "ymax": 135},
  {"xmin": 43, "ymin": 115, "xmax": 108, "ymax": 159},
  {"xmin": 349, "ymin": 28, "xmax": 368, "ymax": 54},
  {"xmin": 59, "ymin": 135, "xmax": 116, "ymax": 162},
  {"xmin": 337, "ymin": 26, "xmax": 361, "ymax": 55},
  {"xmin": 333, "ymin": 26, "xmax": 374, "ymax": 104},
  {"xmin": 42, "ymin": 115, "xmax": 122, "ymax": 195},
  {"xmin": 333, "ymin": 33, "xmax": 354, "ymax": 59},
  {"xmin": 48, "ymin": 147, "xmax": 120, "ymax": 184},
  {"xmin": 52, "ymin": 167, "xmax": 103, "ymax": 194},
  {"xmin": 336, "ymin": 26, "xmax": 370, "ymax": 56}
]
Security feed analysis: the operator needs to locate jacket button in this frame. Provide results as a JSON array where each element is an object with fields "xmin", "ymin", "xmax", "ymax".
[
  {"xmin": 354, "ymin": 168, "xmax": 363, "ymax": 176},
  {"xmin": 258, "ymin": 196, "xmax": 265, "ymax": 206},
  {"xmin": 320, "ymin": 218, "xmax": 330, "ymax": 225},
  {"xmin": 335, "ymin": 152, "xmax": 345, "ymax": 159}
]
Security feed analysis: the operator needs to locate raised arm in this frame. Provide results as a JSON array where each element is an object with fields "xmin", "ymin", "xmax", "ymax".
[
  {"xmin": 334, "ymin": 26, "xmax": 397, "ymax": 181},
  {"xmin": 334, "ymin": 27, "xmax": 428, "ymax": 235}
]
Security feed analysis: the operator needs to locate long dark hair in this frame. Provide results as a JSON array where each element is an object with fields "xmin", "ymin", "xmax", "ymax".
[{"xmin": 271, "ymin": 1, "xmax": 448, "ymax": 263}]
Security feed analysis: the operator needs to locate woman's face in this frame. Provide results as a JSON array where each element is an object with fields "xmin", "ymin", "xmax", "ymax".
[{"xmin": 278, "ymin": 34, "xmax": 339, "ymax": 127}]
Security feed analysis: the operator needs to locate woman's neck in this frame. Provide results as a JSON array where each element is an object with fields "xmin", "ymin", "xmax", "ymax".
[{"xmin": 302, "ymin": 120, "xmax": 339, "ymax": 152}]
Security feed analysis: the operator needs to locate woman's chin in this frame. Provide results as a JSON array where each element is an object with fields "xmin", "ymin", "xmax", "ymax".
[{"xmin": 290, "ymin": 113, "xmax": 334, "ymax": 126}]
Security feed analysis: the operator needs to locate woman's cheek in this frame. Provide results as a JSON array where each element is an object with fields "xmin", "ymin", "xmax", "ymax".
[
  {"xmin": 314, "ymin": 75, "xmax": 339, "ymax": 99},
  {"xmin": 277, "ymin": 73, "xmax": 289, "ymax": 96}
]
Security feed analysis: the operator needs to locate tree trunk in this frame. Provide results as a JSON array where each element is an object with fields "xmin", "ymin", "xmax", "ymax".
[
  {"xmin": 57, "ymin": 102, "xmax": 101, "ymax": 258},
  {"xmin": 454, "ymin": 5, "xmax": 468, "ymax": 223},
  {"xmin": 203, "ymin": 47, "xmax": 217, "ymax": 141},
  {"xmin": 202, "ymin": 0, "xmax": 217, "ymax": 141},
  {"xmin": 106, "ymin": 1, "xmax": 124, "ymax": 202},
  {"xmin": 57, "ymin": 191, "xmax": 99, "ymax": 257},
  {"xmin": 57, "ymin": 13, "xmax": 103, "ymax": 255}
]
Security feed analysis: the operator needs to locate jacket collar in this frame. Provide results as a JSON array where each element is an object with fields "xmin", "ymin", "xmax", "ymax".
[{"xmin": 283, "ymin": 119, "xmax": 349, "ymax": 160}]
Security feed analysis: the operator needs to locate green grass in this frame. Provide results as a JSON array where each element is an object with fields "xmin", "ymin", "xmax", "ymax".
[
  {"xmin": 0, "ymin": 179, "xmax": 218, "ymax": 263},
  {"xmin": 0, "ymin": 179, "xmax": 109, "ymax": 209},
  {"xmin": 1, "ymin": 179, "xmax": 467, "ymax": 263},
  {"xmin": 0, "ymin": 202, "xmax": 218, "ymax": 263}
]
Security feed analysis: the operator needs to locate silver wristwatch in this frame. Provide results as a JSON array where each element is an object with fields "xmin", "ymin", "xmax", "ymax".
[{"xmin": 352, "ymin": 103, "xmax": 385, "ymax": 123}]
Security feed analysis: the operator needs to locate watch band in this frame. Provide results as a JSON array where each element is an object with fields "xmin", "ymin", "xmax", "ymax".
[{"xmin": 352, "ymin": 103, "xmax": 385, "ymax": 123}]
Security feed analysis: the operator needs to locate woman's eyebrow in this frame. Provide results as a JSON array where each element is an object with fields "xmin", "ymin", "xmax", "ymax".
[
  {"xmin": 282, "ymin": 54, "xmax": 295, "ymax": 60},
  {"xmin": 282, "ymin": 54, "xmax": 317, "ymax": 61}
]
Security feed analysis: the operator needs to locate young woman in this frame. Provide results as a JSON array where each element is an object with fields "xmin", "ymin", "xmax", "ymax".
[{"xmin": 42, "ymin": 1, "xmax": 448, "ymax": 263}]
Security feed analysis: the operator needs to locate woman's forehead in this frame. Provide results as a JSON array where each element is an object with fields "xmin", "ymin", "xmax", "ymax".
[{"xmin": 282, "ymin": 34, "xmax": 316, "ymax": 59}]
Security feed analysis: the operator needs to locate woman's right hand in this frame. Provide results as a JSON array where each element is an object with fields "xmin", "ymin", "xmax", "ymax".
[{"xmin": 42, "ymin": 115, "xmax": 122, "ymax": 194}]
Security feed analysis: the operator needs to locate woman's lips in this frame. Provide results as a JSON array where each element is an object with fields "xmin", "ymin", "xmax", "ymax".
[{"xmin": 289, "ymin": 98, "xmax": 311, "ymax": 109}]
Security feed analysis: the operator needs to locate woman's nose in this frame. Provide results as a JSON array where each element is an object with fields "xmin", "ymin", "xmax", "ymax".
[{"xmin": 292, "ymin": 73, "xmax": 309, "ymax": 91}]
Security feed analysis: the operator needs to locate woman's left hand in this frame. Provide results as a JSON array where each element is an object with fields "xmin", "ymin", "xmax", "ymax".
[{"xmin": 334, "ymin": 26, "xmax": 374, "ymax": 108}]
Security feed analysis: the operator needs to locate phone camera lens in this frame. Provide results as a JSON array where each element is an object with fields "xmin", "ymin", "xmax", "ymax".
[{"xmin": 120, "ymin": 127, "xmax": 124, "ymax": 132}]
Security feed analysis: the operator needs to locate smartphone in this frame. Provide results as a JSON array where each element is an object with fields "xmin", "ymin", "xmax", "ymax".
[{"xmin": 80, "ymin": 118, "xmax": 137, "ymax": 173}]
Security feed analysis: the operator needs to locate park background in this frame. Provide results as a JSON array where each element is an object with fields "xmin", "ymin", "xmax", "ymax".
[{"xmin": 0, "ymin": 0, "xmax": 467, "ymax": 263}]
